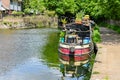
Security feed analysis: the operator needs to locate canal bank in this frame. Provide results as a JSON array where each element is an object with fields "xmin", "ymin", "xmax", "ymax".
[
  {"xmin": 0, "ymin": 15, "xmax": 58, "ymax": 29},
  {"xmin": 90, "ymin": 27, "xmax": 120, "ymax": 80}
]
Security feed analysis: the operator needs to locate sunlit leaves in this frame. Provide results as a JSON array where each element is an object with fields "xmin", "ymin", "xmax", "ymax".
[
  {"xmin": 46, "ymin": 0, "xmax": 78, "ymax": 15},
  {"xmin": 24, "ymin": 0, "xmax": 45, "ymax": 14},
  {"xmin": 98, "ymin": 0, "xmax": 120, "ymax": 19},
  {"xmin": 23, "ymin": 0, "xmax": 120, "ymax": 20}
]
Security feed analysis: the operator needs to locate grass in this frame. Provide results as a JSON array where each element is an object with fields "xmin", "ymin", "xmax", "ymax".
[
  {"xmin": 103, "ymin": 76, "xmax": 109, "ymax": 80},
  {"xmin": 93, "ymin": 71, "xmax": 100, "ymax": 74}
]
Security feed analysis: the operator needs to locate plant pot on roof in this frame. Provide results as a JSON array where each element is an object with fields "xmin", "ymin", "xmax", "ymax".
[
  {"xmin": 75, "ymin": 12, "xmax": 84, "ymax": 24},
  {"xmin": 61, "ymin": 18, "xmax": 67, "ymax": 29},
  {"xmin": 75, "ymin": 18, "xmax": 82, "ymax": 24}
]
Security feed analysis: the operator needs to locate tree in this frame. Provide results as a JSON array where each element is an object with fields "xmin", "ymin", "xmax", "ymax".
[
  {"xmin": 24, "ymin": 0, "xmax": 46, "ymax": 14},
  {"xmin": 99, "ymin": 0, "xmax": 120, "ymax": 20},
  {"xmin": 76, "ymin": 0, "xmax": 103, "ymax": 19},
  {"xmin": 46, "ymin": 0, "xmax": 78, "ymax": 15},
  {"xmin": 22, "ymin": 0, "xmax": 30, "ymax": 12},
  {"xmin": 23, "ymin": 0, "xmax": 120, "ymax": 20}
]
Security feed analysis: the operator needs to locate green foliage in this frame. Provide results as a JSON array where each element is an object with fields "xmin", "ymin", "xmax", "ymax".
[
  {"xmin": 99, "ymin": 0, "xmax": 120, "ymax": 19},
  {"xmin": 61, "ymin": 18, "xmax": 67, "ymax": 24},
  {"xmin": 77, "ymin": 0, "xmax": 102, "ymax": 19},
  {"xmin": 92, "ymin": 25, "xmax": 101, "ymax": 43},
  {"xmin": 117, "ymin": 29, "xmax": 120, "ymax": 34},
  {"xmin": 3, "ymin": 22, "xmax": 12, "ymax": 26},
  {"xmin": 99, "ymin": 22, "xmax": 120, "ymax": 34},
  {"xmin": 23, "ymin": 0, "xmax": 120, "ymax": 20},
  {"xmin": 93, "ymin": 30, "xmax": 101, "ymax": 43},
  {"xmin": 94, "ymin": 25, "xmax": 100, "ymax": 32},
  {"xmin": 93, "ymin": 71, "xmax": 100, "ymax": 74},
  {"xmin": 77, "ymin": 0, "xmax": 120, "ymax": 20},
  {"xmin": 44, "ymin": 10, "xmax": 56, "ymax": 17},
  {"xmin": 24, "ymin": 0, "xmax": 45, "ymax": 14},
  {"xmin": 12, "ymin": 11, "xmax": 24, "ymax": 16},
  {"xmin": 46, "ymin": 0, "xmax": 78, "ymax": 15},
  {"xmin": 76, "ymin": 11, "xmax": 84, "ymax": 21},
  {"xmin": 60, "ymin": 31, "xmax": 65, "ymax": 37}
]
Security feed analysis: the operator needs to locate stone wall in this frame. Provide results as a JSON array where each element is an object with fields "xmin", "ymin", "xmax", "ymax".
[
  {"xmin": 23, "ymin": 15, "xmax": 58, "ymax": 28},
  {"xmin": 0, "ymin": 15, "xmax": 58, "ymax": 29}
]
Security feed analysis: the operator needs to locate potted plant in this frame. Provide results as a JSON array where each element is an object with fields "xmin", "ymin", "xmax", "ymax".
[
  {"xmin": 61, "ymin": 18, "xmax": 67, "ymax": 29},
  {"xmin": 75, "ymin": 12, "xmax": 84, "ymax": 24}
]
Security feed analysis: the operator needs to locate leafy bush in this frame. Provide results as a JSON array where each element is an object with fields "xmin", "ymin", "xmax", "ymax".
[
  {"xmin": 93, "ymin": 30, "xmax": 101, "ymax": 43},
  {"xmin": 94, "ymin": 25, "xmax": 100, "ymax": 31},
  {"xmin": 45, "ymin": 10, "xmax": 55, "ymax": 17},
  {"xmin": 92, "ymin": 25, "xmax": 101, "ymax": 43},
  {"xmin": 99, "ymin": 22, "xmax": 120, "ymax": 34},
  {"xmin": 117, "ymin": 29, "xmax": 120, "ymax": 33},
  {"xmin": 12, "ymin": 11, "xmax": 24, "ymax": 16}
]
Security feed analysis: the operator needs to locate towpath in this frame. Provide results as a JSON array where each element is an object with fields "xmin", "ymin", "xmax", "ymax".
[{"xmin": 90, "ymin": 27, "xmax": 120, "ymax": 80}]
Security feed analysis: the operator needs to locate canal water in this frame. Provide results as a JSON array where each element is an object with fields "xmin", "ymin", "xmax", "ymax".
[{"xmin": 0, "ymin": 28, "xmax": 89, "ymax": 80}]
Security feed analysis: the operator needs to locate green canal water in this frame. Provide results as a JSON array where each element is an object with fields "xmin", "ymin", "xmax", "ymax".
[{"xmin": 0, "ymin": 28, "xmax": 95, "ymax": 80}]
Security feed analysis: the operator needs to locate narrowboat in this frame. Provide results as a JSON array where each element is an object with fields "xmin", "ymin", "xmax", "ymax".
[{"xmin": 58, "ymin": 23, "xmax": 94, "ymax": 65}]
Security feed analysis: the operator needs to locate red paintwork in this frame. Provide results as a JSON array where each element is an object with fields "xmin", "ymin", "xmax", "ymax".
[
  {"xmin": 60, "ymin": 48, "xmax": 90, "ymax": 55},
  {"xmin": 74, "ymin": 54, "xmax": 89, "ymax": 61},
  {"xmin": 60, "ymin": 54, "xmax": 89, "ymax": 61},
  {"xmin": 60, "ymin": 48, "xmax": 70, "ymax": 54},
  {"xmin": 60, "ymin": 55, "xmax": 70, "ymax": 61},
  {"xmin": 59, "ymin": 47, "xmax": 90, "ymax": 61}
]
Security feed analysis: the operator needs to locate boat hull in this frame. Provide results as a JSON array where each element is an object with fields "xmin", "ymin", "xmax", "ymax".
[
  {"xmin": 58, "ymin": 43, "xmax": 93, "ymax": 65},
  {"xmin": 59, "ymin": 58, "xmax": 89, "ymax": 66}
]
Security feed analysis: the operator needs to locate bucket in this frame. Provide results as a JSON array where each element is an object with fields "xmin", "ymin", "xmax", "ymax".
[
  {"xmin": 60, "ymin": 37, "xmax": 65, "ymax": 43},
  {"xmin": 83, "ymin": 37, "xmax": 90, "ymax": 44}
]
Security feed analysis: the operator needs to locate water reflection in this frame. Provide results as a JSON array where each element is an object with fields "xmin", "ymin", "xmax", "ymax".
[
  {"xmin": 0, "ymin": 29, "xmax": 63, "ymax": 80},
  {"xmin": 0, "ymin": 58, "xmax": 62, "ymax": 80},
  {"xmin": 59, "ymin": 54, "xmax": 91, "ymax": 80},
  {"xmin": 41, "ymin": 31, "xmax": 60, "ymax": 67},
  {"xmin": 0, "ymin": 28, "xmax": 94, "ymax": 80}
]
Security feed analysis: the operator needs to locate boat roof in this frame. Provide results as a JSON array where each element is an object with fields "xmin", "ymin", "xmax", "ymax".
[{"xmin": 65, "ymin": 23, "xmax": 90, "ymax": 31}]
